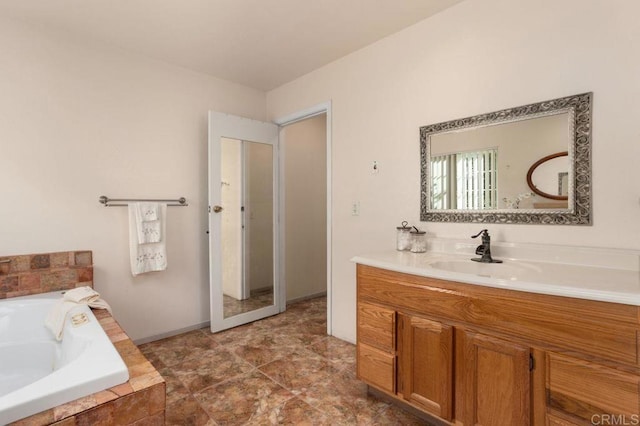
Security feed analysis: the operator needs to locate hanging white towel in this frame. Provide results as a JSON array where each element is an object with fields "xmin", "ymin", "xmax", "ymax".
[
  {"xmin": 134, "ymin": 202, "xmax": 162, "ymax": 243},
  {"xmin": 129, "ymin": 202, "xmax": 168, "ymax": 276},
  {"xmin": 45, "ymin": 286, "xmax": 112, "ymax": 341},
  {"xmin": 136, "ymin": 202, "xmax": 159, "ymax": 221}
]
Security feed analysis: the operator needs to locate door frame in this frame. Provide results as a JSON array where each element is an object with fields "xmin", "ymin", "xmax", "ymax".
[{"xmin": 274, "ymin": 101, "xmax": 333, "ymax": 335}]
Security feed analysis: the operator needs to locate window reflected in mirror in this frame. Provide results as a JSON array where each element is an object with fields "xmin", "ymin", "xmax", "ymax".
[{"xmin": 431, "ymin": 148, "xmax": 498, "ymax": 210}]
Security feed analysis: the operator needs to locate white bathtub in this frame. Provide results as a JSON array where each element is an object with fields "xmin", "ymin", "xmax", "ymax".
[{"xmin": 0, "ymin": 291, "xmax": 129, "ymax": 424}]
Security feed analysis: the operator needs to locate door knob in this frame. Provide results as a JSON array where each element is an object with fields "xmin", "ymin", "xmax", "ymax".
[{"xmin": 213, "ymin": 205, "xmax": 223, "ymax": 213}]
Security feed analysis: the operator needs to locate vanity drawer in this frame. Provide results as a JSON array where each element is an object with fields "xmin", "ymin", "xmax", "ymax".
[
  {"xmin": 547, "ymin": 353, "xmax": 640, "ymax": 422},
  {"xmin": 357, "ymin": 343, "xmax": 396, "ymax": 394},
  {"xmin": 357, "ymin": 301, "xmax": 396, "ymax": 352}
]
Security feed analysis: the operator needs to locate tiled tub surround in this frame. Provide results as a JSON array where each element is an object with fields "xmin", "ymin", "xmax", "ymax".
[
  {"xmin": 0, "ymin": 251, "xmax": 93, "ymax": 299},
  {"xmin": 0, "ymin": 250, "xmax": 165, "ymax": 425}
]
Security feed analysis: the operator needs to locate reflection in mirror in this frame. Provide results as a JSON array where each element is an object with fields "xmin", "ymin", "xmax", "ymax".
[
  {"xmin": 220, "ymin": 137, "xmax": 274, "ymax": 318},
  {"xmin": 420, "ymin": 92, "xmax": 592, "ymax": 225},
  {"xmin": 429, "ymin": 112, "xmax": 569, "ymax": 211},
  {"xmin": 527, "ymin": 151, "xmax": 569, "ymax": 201}
]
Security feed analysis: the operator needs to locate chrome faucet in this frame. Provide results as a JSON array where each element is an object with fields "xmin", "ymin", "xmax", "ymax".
[{"xmin": 471, "ymin": 229, "xmax": 502, "ymax": 263}]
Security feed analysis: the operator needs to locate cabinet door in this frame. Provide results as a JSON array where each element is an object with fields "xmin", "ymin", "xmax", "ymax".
[
  {"xmin": 459, "ymin": 330, "xmax": 530, "ymax": 426},
  {"xmin": 398, "ymin": 313, "xmax": 453, "ymax": 421}
]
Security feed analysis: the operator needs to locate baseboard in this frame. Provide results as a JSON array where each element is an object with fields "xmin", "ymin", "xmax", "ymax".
[
  {"xmin": 133, "ymin": 320, "xmax": 211, "ymax": 345},
  {"xmin": 287, "ymin": 290, "xmax": 327, "ymax": 305}
]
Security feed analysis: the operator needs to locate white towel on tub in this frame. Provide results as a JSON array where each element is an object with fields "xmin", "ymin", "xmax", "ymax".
[
  {"xmin": 129, "ymin": 202, "xmax": 168, "ymax": 276},
  {"xmin": 45, "ymin": 286, "xmax": 112, "ymax": 341}
]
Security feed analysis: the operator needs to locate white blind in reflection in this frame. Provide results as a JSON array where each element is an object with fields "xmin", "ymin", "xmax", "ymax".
[{"xmin": 431, "ymin": 148, "xmax": 497, "ymax": 210}]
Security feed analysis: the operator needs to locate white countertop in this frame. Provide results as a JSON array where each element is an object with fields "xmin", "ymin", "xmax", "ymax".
[{"xmin": 352, "ymin": 250, "xmax": 640, "ymax": 306}]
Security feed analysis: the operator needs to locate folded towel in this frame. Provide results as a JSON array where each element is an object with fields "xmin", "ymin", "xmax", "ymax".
[
  {"xmin": 62, "ymin": 286, "xmax": 101, "ymax": 303},
  {"xmin": 45, "ymin": 286, "xmax": 112, "ymax": 341},
  {"xmin": 129, "ymin": 203, "xmax": 168, "ymax": 276},
  {"xmin": 134, "ymin": 202, "xmax": 162, "ymax": 244},
  {"xmin": 136, "ymin": 202, "xmax": 159, "ymax": 221}
]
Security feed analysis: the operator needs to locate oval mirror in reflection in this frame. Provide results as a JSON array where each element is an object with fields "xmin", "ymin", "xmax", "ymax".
[{"xmin": 526, "ymin": 151, "xmax": 569, "ymax": 201}]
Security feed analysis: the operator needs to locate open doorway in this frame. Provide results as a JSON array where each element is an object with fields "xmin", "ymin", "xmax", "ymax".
[
  {"xmin": 274, "ymin": 101, "xmax": 333, "ymax": 335},
  {"xmin": 281, "ymin": 114, "xmax": 327, "ymax": 303}
]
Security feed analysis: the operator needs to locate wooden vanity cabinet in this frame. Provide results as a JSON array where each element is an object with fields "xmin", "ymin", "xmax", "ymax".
[{"xmin": 356, "ymin": 264, "xmax": 640, "ymax": 426}]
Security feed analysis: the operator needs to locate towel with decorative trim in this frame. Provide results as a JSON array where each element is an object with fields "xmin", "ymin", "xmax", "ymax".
[
  {"xmin": 129, "ymin": 202, "xmax": 167, "ymax": 276},
  {"xmin": 45, "ymin": 286, "xmax": 112, "ymax": 341},
  {"xmin": 134, "ymin": 202, "xmax": 162, "ymax": 243}
]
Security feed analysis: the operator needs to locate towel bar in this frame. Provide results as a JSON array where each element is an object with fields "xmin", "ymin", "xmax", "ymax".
[
  {"xmin": 0, "ymin": 259, "xmax": 11, "ymax": 264},
  {"xmin": 98, "ymin": 195, "xmax": 188, "ymax": 207}
]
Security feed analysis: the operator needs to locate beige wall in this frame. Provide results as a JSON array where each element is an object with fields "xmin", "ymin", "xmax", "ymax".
[
  {"xmin": 266, "ymin": 0, "xmax": 640, "ymax": 343},
  {"xmin": 283, "ymin": 115, "xmax": 327, "ymax": 301},
  {"xmin": 0, "ymin": 18, "xmax": 266, "ymax": 341}
]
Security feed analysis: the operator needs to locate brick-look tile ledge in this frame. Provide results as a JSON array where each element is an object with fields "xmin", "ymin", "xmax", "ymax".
[{"xmin": 0, "ymin": 250, "xmax": 94, "ymax": 299}]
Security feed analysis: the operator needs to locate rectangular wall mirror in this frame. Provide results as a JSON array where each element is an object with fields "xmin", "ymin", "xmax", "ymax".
[{"xmin": 420, "ymin": 92, "xmax": 592, "ymax": 225}]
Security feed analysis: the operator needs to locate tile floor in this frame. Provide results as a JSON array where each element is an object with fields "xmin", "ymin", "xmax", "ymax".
[{"xmin": 139, "ymin": 297, "xmax": 430, "ymax": 425}]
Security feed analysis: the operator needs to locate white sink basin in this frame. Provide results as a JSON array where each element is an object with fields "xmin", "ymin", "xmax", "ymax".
[{"xmin": 428, "ymin": 260, "xmax": 542, "ymax": 281}]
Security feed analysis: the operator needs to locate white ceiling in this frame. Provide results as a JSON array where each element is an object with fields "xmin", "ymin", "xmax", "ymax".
[{"xmin": 0, "ymin": 0, "xmax": 463, "ymax": 90}]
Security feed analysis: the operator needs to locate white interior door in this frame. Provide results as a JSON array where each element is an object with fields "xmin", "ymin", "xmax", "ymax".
[{"xmin": 209, "ymin": 111, "xmax": 280, "ymax": 332}]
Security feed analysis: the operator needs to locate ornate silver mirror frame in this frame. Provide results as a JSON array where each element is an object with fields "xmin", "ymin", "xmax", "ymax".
[{"xmin": 420, "ymin": 92, "xmax": 592, "ymax": 225}]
